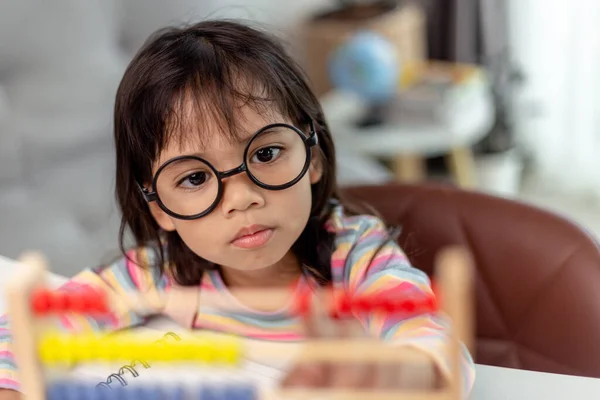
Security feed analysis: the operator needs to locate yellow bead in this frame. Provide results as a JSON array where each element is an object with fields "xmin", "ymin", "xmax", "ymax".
[
  {"xmin": 165, "ymin": 341, "xmax": 182, "ymax": 360},
  {"xmin": 58, "ymin": 335, "xmax": 75, "ymax": 366},
  {"xmin": 152, "ymin": 343, "xmax": 170, "ymax": 361},
  {"xmin": 149, "ymin": 346, "xmax": 164, "ymax": 361},
  {"xmin": 108, "ymin": 333, "xmax": 139, "ymax": 361},
  {"xmin": 38, "ymin": 334, "xmax": 63, "ymax": 364},
  {"xmin": 152, "ymin": 336, "xmax": 174, "ymax": 361},
  {"xmin": 98, "ymin": 336, "xmax": 117, "ymax": 361},
  {"xmin": 174, "ymin": 341, "xmax": 196, "ymax": 361},
  {"xmin": 193, "ymin": 339, "xmax": 215, "ymax": 363},
  {"xmin": 216, "ymin": 339, "xmax": 242, "ymax": 365},
  {"xmin": 70, "ymin": 335, "xmax": 88, "ymax": 362},
  {"xmin": 137, "ymin": 341, "xmax": 154, "ymax": 361},
  {"xmin": 113, "ymin": 335, "xmax": 134, "ymax": 361}
]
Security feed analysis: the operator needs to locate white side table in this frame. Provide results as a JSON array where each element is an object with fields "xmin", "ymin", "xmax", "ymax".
[{"xmin": 321, "ymin": 88, "xmax": 496, "ymax": 188}]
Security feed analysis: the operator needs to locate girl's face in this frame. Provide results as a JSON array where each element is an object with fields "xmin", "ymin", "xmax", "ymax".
[{"xmin": 148, "ymin": 102, "xmax": 322, "ymax": 274}]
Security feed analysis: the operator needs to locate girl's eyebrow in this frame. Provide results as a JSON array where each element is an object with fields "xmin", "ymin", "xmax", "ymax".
[
  {"xmin": 176, "ymin": 133, "xmax": 254, "ymax": 160},
  {"xmin": 171, "ymin": 123, "xmax": 283, "ymax": 161},
  {"xmin": 236, "ymin": 133, "xmax": 254, "ymax": 145}
]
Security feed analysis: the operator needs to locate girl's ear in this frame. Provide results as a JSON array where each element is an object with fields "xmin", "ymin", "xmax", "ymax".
[
  {"xmin": 309, "ymin": 152, "xmax": 324, "ymax": 184},
  {"xmin": 148, "ymin": 202, "xmax": 177, "ymax": 232}
]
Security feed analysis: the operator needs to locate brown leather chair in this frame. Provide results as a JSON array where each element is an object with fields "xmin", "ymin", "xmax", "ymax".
[{"xmin": 342, "ymin": 182, "xmax": 600, "ymax": 378}]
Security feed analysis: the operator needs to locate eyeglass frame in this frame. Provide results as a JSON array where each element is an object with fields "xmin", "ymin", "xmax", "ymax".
[{"xmin": 136, "ymin": 121, "xmax": 319, "ymax": 220}]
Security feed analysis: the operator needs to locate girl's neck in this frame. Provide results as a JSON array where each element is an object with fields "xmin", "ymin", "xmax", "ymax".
[
  {"xmin": 218, "ymin": 251, "xmax": 302, "ymax": 289},
  {"xmin": 217, "ymin": 252, "xmax": 303, "ymax": 313}
]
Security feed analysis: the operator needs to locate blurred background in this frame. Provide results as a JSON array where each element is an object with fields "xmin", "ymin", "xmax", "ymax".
[{"xmin": 1, "ymin": 0, "xmax": 599, "ymax": 276}]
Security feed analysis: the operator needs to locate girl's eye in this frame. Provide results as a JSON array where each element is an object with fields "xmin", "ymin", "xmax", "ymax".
[
  {"xmin": 179, "ymin": 172, "xmax": 208, "ymax": 188},
  {"xmin": 251, "ymin": 147, "xmax": 282, "ymax": 164}
]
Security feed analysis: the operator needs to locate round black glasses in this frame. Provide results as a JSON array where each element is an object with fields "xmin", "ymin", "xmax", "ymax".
[{"xmin": 137, "ymin": 121, "xmax": 318, "ymax": 220}]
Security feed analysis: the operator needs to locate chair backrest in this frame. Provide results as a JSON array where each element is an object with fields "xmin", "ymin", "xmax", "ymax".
[{"xmin": 342, "ymin": 182, "xmax": 600, "ymax": 378}]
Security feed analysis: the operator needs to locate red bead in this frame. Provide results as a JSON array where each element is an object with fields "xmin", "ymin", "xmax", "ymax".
[
  {"xmin": 378, "ymin": 296, "xmax": 397, "ymax": 313},
  {"xmin": 31, "ymin": 288, "xmax": 52, "ymax": 315},
  {"xmin": 84, "ymin": 289, "xmax": 108, "ymax": 314},
  {"xmin": 337, "ymin": 293, "xmax": 353, "ymax": 314},
  {"xmin": 330, "ymin": 292, "xmax": 352, "ymax": 319},
  {"xmin": 50, "ymin": 292, "xmax": 69, "ymax": 312},
  {"xmin": 293, "ymin": 289, "xmax": 311, "ymax": 317},
  {"xmin": 351, "ymin": 296, "xmax": 372, "ymax": 313},
  {"xmin": 67, "ymin": 291, "xmax": 87, "ymax": 313},
  {"xmin": 400, "ymin": 300, "xmax": 416, "ymax": 313},
  {"xmin": 366, "ymin": 295, "xmax": 383, "ymax": 312},
  {"xmin": 423, "ymin": 295, "xmax": 438, "ymax": 312}
]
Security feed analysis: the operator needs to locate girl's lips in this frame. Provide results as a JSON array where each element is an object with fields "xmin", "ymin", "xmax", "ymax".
[{"xmin": 231, "ymin": 227, "xmax": 274, "ymax": 249}]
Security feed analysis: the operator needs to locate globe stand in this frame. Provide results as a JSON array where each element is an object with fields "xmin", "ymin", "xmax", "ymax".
[{"xmin": 355, "ymin": 101, "xmax": 390, "ymax": 128}]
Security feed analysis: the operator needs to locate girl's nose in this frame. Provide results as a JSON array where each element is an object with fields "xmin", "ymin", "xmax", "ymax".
[{"xmin": 220, "ymin": 172, "xmax": 265, "ymax": 217}]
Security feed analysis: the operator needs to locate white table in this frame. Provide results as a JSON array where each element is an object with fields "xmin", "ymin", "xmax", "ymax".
[
  {"xmin": 321, "ymin": 88, "xmax": 495, "ymax": 188},
  {"xmin": 470, "ymin": 364, "xmax": 600, "ymax": 399},
  {"xmin": 1, "ymin": 256, "xmax": 600, "ymax": 399}
]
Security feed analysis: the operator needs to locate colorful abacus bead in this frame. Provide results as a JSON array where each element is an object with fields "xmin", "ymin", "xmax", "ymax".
[
  {"xmin": 423, "ymin": 294, "xmax": 439, "ymax": 312},
  {"xmin": 329, "ymin": 291, "xmax": 352, "ymax": 319},
  {"xmin": 198, "ymin": 385, "xmax": 222, "ymax": 400},
  {"xmin": 46, "ymin": 381, "xmax": 92, "ymax": 400},
  {"xmin": 38, "ymin": 331, "xmax": 243, "ymax": 366},
  {"xmin": 373, "ymin": 296, "xmax": 397, "ymax": 313},
  {"xmin": 30, "ymin": 287, "xmax": 108, "ymax": 316},
  {"xmin": 292, "ymin": 285, "xmax": 312, "ymax": 317},
  {"xmin": 331, "ymin": 291, "xmax": 439, "ymax": 316},
  {"xmin": 223, "ymin": 383, "xmax": 258, "ymax": 400},
  {"xmin": 168, "ymin": 340, "xmax": 198, "ymax": 361},
  {"xmin": 351, "ymin": 295, "xmax": 373, "ymax": 314},
  {"xmin": 69, "ymin": 289, "xmax": 108, "ymax": 314},
  {"xmin": 38, "ymin": 333, "xmax": 74, "ymax": 366},
  {"xmin": 30, "ymin": 288, "xmax": 53, "ymax": 315},
  {"xmin": 46, "ymin": 380, "xmax": 68, "ymax": 400},
  {"xmin": 166, "ymin": 386, "xmax": 185, "ymax": 400},
  {"xmin": 127, "ymin": 385, "xmax": 162, "ymax": 400},
  {"xmin": 198, "ymin": 383, "xmax": 257, "ymax": 400}
]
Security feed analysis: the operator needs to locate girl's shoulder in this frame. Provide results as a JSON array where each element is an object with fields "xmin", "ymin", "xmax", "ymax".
[
  {"xmin": 91, "ymin": 243, "xmax": 172, "ymax": 290},
  {"xmin": 325, "ymin": 203, "xmax": 390, "ymax": 241},
  {"xmin": 323, "ymin": 203, "xmax": 402, "ymax": 284}
]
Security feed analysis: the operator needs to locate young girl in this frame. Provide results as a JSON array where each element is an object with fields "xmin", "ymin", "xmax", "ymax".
[{"xmin": 0, "ymin": 20, "xmax": 474, "ymax": 398}]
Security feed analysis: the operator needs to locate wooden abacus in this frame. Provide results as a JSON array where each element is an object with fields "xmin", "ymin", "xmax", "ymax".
[{"xmin": 4, "ymin": 247, "xmax": 474, "ymax": 400}]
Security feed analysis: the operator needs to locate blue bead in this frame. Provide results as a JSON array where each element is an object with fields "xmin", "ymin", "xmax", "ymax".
[
  {"xmin": 198, "ymin": 384, "xmax": 222, "ymax": 400},
  {"xmin": 106, "ymin": 386, "xmax": 126, "ymax": 400},
  {"xmin": 81, "ymin": 385, "xmax": 102, "ymax": 400},
  {"xmin": 101, "ymin": 388, "xmax": 116, "ymax": 400},
  {"xmin": 99, "ymin": 386, "xmax": 118, "ymax": 400},
  {"xmin": 127, "ymin": 387, "xmax": 145, "ymax": 400},
  {"xmin": 121, "ymin": 387, "xmax": 138, "ymax": 400},
  {"xmin": 224, "ymin": 384, "xmax": 257, "ymax": 400},
  {"xmin": 64, "ymin": 382, "xmax": 85, "ymax": 400},
  {"xmin": 46, "ymin": 381, "xmax": 68, "ymax": 400},
  {"xmin": 166, "ymin": 386, "xmax": 185, "ymax": 400},
  {"xmin": 124, "ymin": 385, "xmax": 162, "ymax": 400},
  {"xmin": 146, "ymin": 386, "xmax": 162, "ymax": 400}
]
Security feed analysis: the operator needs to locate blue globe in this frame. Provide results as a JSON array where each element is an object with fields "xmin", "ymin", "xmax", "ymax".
[{"xmin": 328, "ymin": 30, "xmax": 400, "ymax": 103}]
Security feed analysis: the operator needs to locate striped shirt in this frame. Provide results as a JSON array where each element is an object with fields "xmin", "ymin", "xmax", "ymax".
[{"xmin": 0, "ymin": 205, "xmax": 475, "ymax": 394}]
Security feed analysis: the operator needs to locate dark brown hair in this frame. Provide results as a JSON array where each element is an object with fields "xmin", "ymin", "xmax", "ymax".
[{"xmin": 113, "ymin": 19, "xmax": 370, "ymax": 286}]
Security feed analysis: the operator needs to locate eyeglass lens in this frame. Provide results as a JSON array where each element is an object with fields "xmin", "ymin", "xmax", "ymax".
[{"xmin": 155, "ymin": 125, "xmax": 309, "ymax": 217}]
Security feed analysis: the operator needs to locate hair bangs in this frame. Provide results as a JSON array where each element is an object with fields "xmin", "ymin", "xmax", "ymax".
[{"xmin": 160, "ymin": 36, "xmax": 298, "ymax": 162}]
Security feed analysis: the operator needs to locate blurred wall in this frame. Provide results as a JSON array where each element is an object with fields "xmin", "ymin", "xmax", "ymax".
[{"xmin": 0, "ymin": 0, "xmax": 332, "ymax": 275}]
